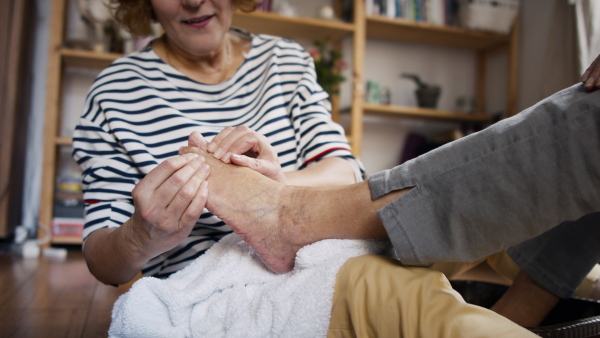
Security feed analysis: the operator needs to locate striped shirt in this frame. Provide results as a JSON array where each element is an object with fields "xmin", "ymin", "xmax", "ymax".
[{"xmin": 72, "ymin": 31, "xmax": 364, "ymax": 278}]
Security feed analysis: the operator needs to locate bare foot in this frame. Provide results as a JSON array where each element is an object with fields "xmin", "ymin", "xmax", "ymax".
[
  {"xmin": 180, "ymin": 131, "xmax": 400, "ymax": 273},
  {"xmin": 179, "ymin": 144, "xmax": 307, "ymax": 273}
]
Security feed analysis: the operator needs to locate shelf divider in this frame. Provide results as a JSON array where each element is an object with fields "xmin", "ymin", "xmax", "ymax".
[{"xmin": 55, "ymin": 137, "xmax": 73, "ymax": 146}]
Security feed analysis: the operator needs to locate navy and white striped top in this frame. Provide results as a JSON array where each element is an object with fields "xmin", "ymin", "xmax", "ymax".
[{"xmin": 72, "ymin": 31, "xmax": 364, "ymax": 278}]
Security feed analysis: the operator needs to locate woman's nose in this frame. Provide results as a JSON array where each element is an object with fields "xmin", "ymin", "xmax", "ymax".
[{"xmin": 182, "ymin": 0, "xmax": 204, "ymax": 8}]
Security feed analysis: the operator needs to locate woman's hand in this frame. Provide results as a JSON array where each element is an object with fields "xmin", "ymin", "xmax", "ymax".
[
  {"xmin": 128, "ymin": 152, "xmax": 210, "ymax": 258},
  {"xmin": 201, "ymin": 127, "xmax": 287, "ymax": 183},
  {"xmin": 581, "ymin": 54, "xmax": 600, "ymax": 91}
]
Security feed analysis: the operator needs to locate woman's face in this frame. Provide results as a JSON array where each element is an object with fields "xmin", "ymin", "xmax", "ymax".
[{"xmin": 150, "ymin": 0, "xmax": 235, "ymax": 56}]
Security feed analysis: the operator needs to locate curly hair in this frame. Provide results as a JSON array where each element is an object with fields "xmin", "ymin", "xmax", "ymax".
[{"xmin": 109, "ymin": 0, "xmax": 260, "ymax": 38}]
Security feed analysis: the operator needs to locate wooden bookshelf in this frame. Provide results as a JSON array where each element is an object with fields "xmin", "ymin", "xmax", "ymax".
[{"xmin": 40, "ymin": 0, "xmax": 518, "ymax": 245}]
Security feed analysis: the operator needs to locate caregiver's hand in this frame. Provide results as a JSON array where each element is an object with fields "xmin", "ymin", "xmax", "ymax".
[
  {"xmin": 128, "ymin": 152, "xmax": 210, "ymax": 258},
  {"xmin": 581, "ymin": 54, "xmax": 600, "ymax": 91},
  {"xmin": 205, "ymin": 126, "xmax": 287, "ymax": 183}
]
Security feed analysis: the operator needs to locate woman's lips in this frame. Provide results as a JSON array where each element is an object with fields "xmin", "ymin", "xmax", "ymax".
[{"xmin": 182, "ymin": 15, "xmax": 214, "ymax": 29}]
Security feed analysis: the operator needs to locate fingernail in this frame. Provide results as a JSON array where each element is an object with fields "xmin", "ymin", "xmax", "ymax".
[
  {"xmin": 200, "ymin": 180, "xmax": 208, "ymax": 191},
  {"xmin": 185, "ymin": 153, "xmax": 199, "ymax": 159},
  {"xmin": 213, "ymin": 148, "xmax": 224, "ymax": 159},
  {"xmin": 207, "ymin": 142, "xmax": 216, "ymax": 152},
  {"xmin": 194, "ymin": 156, "xmax": 205, "ymax": 165},
  {"xmin": 222, "ymin": 152, "xmax": 231, "ymax": 163},
  {"xmin": 199, "ymin": 164, "xmax": 209, "ymax": 175}
]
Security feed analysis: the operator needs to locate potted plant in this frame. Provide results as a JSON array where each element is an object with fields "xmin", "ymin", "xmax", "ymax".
[
  {"xmin": 309, "ymin": 39, "xmax": 347, "ymax": 97},
  {"xmin": 401, "ymin": 73, "xmax": 441, "ymax": 109}
]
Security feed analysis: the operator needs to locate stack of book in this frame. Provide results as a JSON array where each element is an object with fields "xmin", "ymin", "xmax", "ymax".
[
  {"xmin": 52, "ymin": 174, "xmax": 85, "ymax": 240},
  {"xmin": 365, "ymin": 0, "xmax": 459, "ymax": 26}
]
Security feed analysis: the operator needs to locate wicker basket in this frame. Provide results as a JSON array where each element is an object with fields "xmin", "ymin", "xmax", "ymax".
[{"xmin": 458, "ymin": 0, "xmax": 519, "ymax": 34}]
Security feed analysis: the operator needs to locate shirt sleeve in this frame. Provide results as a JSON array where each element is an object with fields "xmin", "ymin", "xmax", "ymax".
[
  {"xmin": 287, "ymin": 47, "xmax": 365, "ymax": 182},
  {"xmin": 72, "ymin": 91, "xmax": 143, "ymax": 243}
]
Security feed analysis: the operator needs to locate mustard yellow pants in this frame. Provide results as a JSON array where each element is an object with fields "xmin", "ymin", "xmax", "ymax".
[
  {"xmin": 432, "ymin": 250, "xmax": 600, "ymax": 300},
  {"xmin": 328, "ymin": 255, "xmax": 536, "ymax": 337}
]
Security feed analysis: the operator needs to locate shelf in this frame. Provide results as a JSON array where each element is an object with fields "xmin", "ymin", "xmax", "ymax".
[
  {"xmin": 366, "ymin": 16, "xmax": 510, "ymax": 50},
  {"xmin": 51, "ymin": 236, "xmax": 83, "ymax": 245},
  {"xmin": 363, "ymin": 103, "xmax": 492, "ymax": 122},
  {"xmin": 56, "ymin": 137, "xmax": 73, "ymax": 146},
  {"xmin": 61, "ymin": 48, "xmax": 122, "ymax": 69},
  {"xmin": 233, "ymin": 11, "xmax": 355, "ymax": 41}
]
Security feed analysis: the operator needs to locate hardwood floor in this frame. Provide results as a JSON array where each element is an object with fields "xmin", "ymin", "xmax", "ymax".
[
  {"xmin": 0, "ymin": 246, "xmax": 137, "ymax": 337},
  {"xmin": 0, "ymin": 244, "xmax": 509, "ymax": 338}
]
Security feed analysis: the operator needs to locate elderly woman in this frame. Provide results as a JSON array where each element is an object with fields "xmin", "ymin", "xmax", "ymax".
[{"xmin": 73, "ymin": 0, "xmax": 362, "ymax": 286}]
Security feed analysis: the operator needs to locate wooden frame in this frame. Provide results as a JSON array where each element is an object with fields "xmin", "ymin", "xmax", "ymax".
[{"xmin": 39, "ymin": 0, "xmax": 68, "ymax": 244}]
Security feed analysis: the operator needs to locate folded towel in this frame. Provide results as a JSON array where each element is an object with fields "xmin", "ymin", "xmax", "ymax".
[{"xmin": 109, "ymin": 233, "xmax": 391, "ymax": 338}]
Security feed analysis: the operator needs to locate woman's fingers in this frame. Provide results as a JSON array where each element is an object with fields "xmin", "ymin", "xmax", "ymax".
[
  {"xmin": 223, "ymin": 133, "xmax": 272, "ymax": 163},
  {"xmin": 179, "ymin": 146, "xmax": 203, "ymax": 156},
  {"xmin": 207, "ymin": 126, "xmax": 276, "ymax": 163},
  {"xmin": 180, "ymin": 180, "xmax": 209, "ymax": 227},
  {"xmin": 208, "ymin": 126, "xmax": 267, "ymax": 162},
  {"xmin": 157, "ymin": 156, "xmax": 207, "ymax": 208},
  {"xmin": 207, "ymin": 126, "xmax": 236, "ymax": 158},
  {"xmin": 188, "ymin": 131, "xmax": 209, "ymax": 150},
  {"xmin": 135, "ymin": 153, "xmax": 200, "ymax": 195},
  {"xmin": 229, "ymin": 153, "xmax": 261, "ymax": 170},
  {"xmin": 133, "ymin": 155, "xmax": 206, "ymax": 222},
  {"xmin": 168, "ymin": 163, "xmax": 210, "ymax": 227},
  {"xmin": 230, "ymin": 154, "xmax": 287, "ymax": 183},
  {"xmin": 128, "ymin": 151, "xmax": 211, "ymax": 256}
]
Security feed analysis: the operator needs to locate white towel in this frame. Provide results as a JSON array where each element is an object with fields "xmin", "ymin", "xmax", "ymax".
[{"xmin": 109, "ymin": 233, "xmax": 391, "ymax": 338}]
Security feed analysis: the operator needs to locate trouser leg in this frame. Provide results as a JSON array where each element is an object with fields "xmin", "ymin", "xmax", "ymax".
[
  {"xmin": 327, "ymin": 255, "xmax": 536, "ymax": 337},
  {"xmin": 369, "ymin": 84, "xmax": 600, "ymax": 265},
  {"xmin": 508, "ymin": 212, "xmax": 600, "ymax": 298}
]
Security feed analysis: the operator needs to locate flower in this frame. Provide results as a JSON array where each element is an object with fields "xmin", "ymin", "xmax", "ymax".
[{"xmin": 311, "ymin": 39, "xmax": 346, "ymax": 96}]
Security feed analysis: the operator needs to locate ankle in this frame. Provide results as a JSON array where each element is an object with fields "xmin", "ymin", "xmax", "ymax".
[
  {"xmin": 277, "ymin": 185, "xmax": 319, "ymax": 247},
  {"xmin": 491, "ymin": 270, "xmax": 559, "ymax": 327}
]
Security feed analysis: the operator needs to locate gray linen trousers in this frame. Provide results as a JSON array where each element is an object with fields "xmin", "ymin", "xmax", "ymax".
[{"xmin": 369, "ymin": 83, "xmax": 600, "ymax": 298}]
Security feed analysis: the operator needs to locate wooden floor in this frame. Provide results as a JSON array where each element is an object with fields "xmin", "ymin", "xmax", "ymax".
[
  {"xmin": 0, "ymin": 244, "xmax": 508, "ymax": 338},
  {"xmin": 0, "ymin": 246, "xmax": 137, "ymax": 338}
]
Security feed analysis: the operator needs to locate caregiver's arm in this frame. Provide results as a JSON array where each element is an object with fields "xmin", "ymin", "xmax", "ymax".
[
  {"xmin": 83, "ymin": 154, "xmax": 210, "ymax": 285},
  {"xmin": 195, "ymin": 129, "xmax": 357, "ymax": 187},
  {"xmin": 284, "ymin": 157, "xmax": 357, "ymax": 186}
]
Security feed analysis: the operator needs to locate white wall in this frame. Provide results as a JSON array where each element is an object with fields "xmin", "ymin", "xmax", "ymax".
[{"xmin": 345, "ymin": 38, "xmax": 483, "ymax": 176}]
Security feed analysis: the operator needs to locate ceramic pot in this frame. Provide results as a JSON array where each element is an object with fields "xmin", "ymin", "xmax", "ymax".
[{"xmin": 416, "ymin": 86, "xmax": 441, "ymax": 109}]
